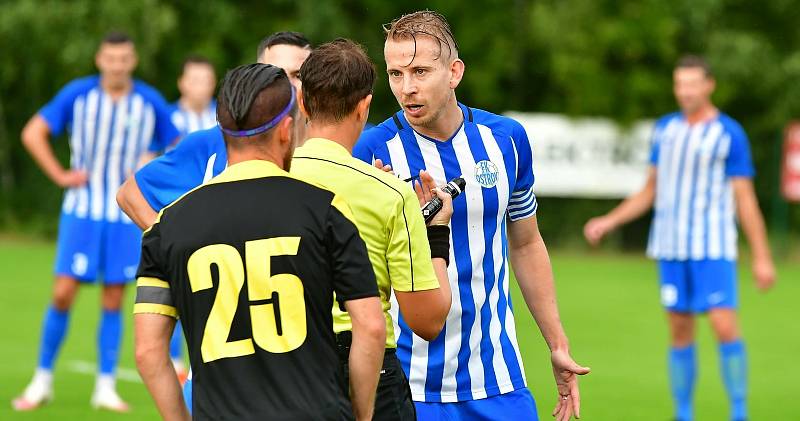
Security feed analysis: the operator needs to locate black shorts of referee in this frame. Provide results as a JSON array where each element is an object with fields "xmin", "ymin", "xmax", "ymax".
[{"xmin": 336, "ymin": 331, "xmax": 415, "ymax": 420}]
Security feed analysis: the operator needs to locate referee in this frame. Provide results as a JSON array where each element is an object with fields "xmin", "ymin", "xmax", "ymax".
[
  {"xmin": 133, "ymin": 64, "xmax": 385, "ymax": 421},
  {"xmin": 293, "ymin": 39, "xmax": 453, "ymax": 420}
]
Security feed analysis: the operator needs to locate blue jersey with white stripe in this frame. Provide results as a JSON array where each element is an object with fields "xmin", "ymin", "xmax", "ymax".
[
  {"xmin": 40, "ymin": 75, "xmax": 179, "ymax": 223},
  {"xmin": 353, "ymin": 103, "xmax": 537, "ymax": 403},
  {"xmin": 135, "ymin": 127, "xmax": 227, "ymax": 211},
  {"xmin": 647, "ymin": 112, "xmax": 754, "ymax": 261},
  {"xmin": 170, "ymin": 100, "xmax": 217, "ymax": 137}
]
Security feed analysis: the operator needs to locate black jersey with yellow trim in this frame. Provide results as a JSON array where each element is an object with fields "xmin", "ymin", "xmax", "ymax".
[{"xmin": 134, "ymin": 159, "xmax": 377, "ymax": 421}]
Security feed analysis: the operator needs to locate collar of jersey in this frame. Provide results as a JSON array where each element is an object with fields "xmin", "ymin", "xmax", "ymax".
[
  {"xmin": 206, "ymin": 159, "xmax": 288, "ymax": 185},
  {"xmin": 297, "ymin": 137, "xmax": 351, "ymax": 159}
]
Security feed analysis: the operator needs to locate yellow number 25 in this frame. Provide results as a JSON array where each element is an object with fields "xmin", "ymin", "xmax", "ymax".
[{"xmin": 187, "ymin": 237, "xmax": 307, "ymax": 363}]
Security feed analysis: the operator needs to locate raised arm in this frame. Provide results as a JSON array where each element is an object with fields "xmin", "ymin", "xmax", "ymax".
[
  {"xmin": 394, "ymin": 171, "xmax": 453, "ymax": 341},
  {"xmin": 732, "ymin": 178, "xmax": 776, "ymax": 290},
  {"xmin": 508, "ymin": 215, "xmax": 590, "ymax": 421},
  {"xmin": 584, "ymin": 167, "xmax": 657, "ymax": 245},
  {"xmin": 22, "ymin": 115, "xmax": 87, "ymax": 188}
]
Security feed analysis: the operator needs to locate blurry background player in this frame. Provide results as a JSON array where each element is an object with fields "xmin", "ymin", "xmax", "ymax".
[
  {"xmin": 170, "ymin": 56, "xmax": 217, "ymax": 140},
  {"xmin": 354, "ymin": 11, "xmax": 589, "ymax": 421},
  {"xmin": 258, "ymin": 31, "xmax": 312, "ymax": 142},
  {"xmin": 166, "ymin": 54, "xmax": 217, "ymax": 382},
  {"xmin": 13, "ymin": 31, "xmax": 179, "ymax": 412},
  {"xmin": 134, "ymin": 63, "xmax": 385, "ymax": 421},
  {"xmin": 293, "ymin": 38, "xmax": 453, "ymax": 420},
  {"xmin": 584, "ymin": 55, "xmax": 776, "ymax": 421}
]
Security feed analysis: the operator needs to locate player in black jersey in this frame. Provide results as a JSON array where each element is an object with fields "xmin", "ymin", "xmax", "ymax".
[{"xmin": 133, "ymin": 63, "xmax": 385, "ymax": 421}]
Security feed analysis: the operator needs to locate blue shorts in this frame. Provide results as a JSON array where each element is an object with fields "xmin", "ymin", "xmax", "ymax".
[
  {"xmin": 415, "ymin": 388, "xmax": 538, "ymax": 421},
  {"xmin": 657, "ymin": 259, "xmax": 738, "ymax": 313},
  {"xmin": 54, "ymin": 213, "xmax": 142, "ymax": 284}
]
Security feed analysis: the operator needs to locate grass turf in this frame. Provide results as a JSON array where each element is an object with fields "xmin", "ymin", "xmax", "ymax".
[{"xmin": 0, "ymin": 238, "xmax": 797, "ymax": 420}]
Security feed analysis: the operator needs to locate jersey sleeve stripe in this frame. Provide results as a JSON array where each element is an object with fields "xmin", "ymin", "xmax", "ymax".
[
  {"xmin": 133, "ymin": 303, "xmax": 178, "ymax": 318},
  {"xmin": 137, "ymin": 276, "xmax": 169, "ymax": 288},
  {"xmin": 508, "ymin": 199, "xmax": 538, "ymax": 221},
  {"xmin": 508, "ymin": 189, "xmax": 534, "ymax": 206}
]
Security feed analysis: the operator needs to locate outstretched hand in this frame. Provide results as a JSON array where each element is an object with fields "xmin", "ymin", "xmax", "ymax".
[
  {"xmin": 551, "ymin": 349, "xmax": 590, "ymax": 421},
  {"xmin": 413, "ymin": 170, "xmax": 452, "ymax": 226}
]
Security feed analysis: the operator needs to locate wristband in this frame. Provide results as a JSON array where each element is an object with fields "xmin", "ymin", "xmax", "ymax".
[{"xmin": 427, "ymin": 225, "xmax": 451, "ymax": 266}]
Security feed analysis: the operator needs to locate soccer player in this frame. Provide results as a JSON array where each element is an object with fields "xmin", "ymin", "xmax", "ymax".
[
  {"xmin": 116, "ymin": 31, "xmax": 312, "ymax": 228},
  {"xmin": 293, "ymin": 38, "xmax": 453, "ymax": 420},
  {"xmin": 167, "ymin": 54, "xmax": 218, "ymax": 382},
  {"xmin": 134, "ymin": 63, "xmax": 385, "ymax": 421},
  {"xmin": 584, "ymin": 55, "xmax": 776, "ymax": 421},
  {"xmin": 13, "ymin": 32, "xmax": 179, "ymax": 412},
  {"xmin": 170, "ymin": 56, "xmax": 217, "ymax": 138},
  {"xmin": 353, "ymin": 11, "xmax": 589, "ymax": 421}
]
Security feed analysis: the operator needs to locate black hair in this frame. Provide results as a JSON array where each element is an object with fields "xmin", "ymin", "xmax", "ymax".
[
  {"xmin": 217, "ymin": 63, "xmax": 292, "ymax": 132},
  {"xmin": 256, "ymin": 31, "xmax": 311, "ymax": 61},
  {"xmin": 676, "ymin": 55, "xmax": 713, "ymax": 78},
  {"xmin": 101, "ymin": 31, "xmax": 133, "ymax": 45}
]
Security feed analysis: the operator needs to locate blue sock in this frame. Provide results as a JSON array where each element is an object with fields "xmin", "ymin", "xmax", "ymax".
[
  {"xmin": 98, "ymin": 309, "xmax": 122, "ymax": 375},
  {"xmin": 720, "ymin": 339, "xmax": 747, "ymax": 421},
  {"xmin": 669, "ymin": 344, "xmax": 696, "ymax": 421},
  {"xmin": 37, "ymin": 305, "xmax": 70, "ymax": 370},
  {"xmin": 170, "ymin": 320, "xmax": 184, "ymax": 360}
]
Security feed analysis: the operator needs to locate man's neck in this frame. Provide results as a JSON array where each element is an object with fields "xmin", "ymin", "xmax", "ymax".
[
  {"xmin": 180, "ymin": 97, "xmax": 210, "ymax": 114},
  {"xmin": 100, "ymin": 77, "xmax": 132, "ymax": 101},
  {"xmin": 305, "ymin": 120, "xmax": 360, "ymax": 153},
  {"xmin": 408, "ymin": 95, "xmax": 463, "ymax": 141},
  {"xmin": 226, "ymin": 150, "xmax": 285, "ymax": 169},
  {"xmin": 683, "ymin": 103, "xmax": 718, "ymax": 125}
]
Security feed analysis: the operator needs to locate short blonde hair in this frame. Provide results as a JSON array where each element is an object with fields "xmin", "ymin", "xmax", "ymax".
[{"xmin": 383, "ymin": 10, "xmax": 459, "ymax": 61}]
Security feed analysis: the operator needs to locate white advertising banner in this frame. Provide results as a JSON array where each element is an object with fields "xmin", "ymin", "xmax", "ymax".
[{"xmin": 506, "ymin": 112, "xmax": 654, "ymax": 199}]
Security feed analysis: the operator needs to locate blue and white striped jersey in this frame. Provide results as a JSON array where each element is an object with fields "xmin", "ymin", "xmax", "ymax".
[
  {"xmin": 647, "ymin": 112, "xmax": 755, "ymax": 261},
  {"xmin": 170, "ymin": 100, "xmax": 217, "ymax": 137},
  {"xmin": 40, "ymin": 75, "xmax": 179, "ymax": 223},
  {"xmin": 354, "ymin": 103, "xmax": 537, "ymax": 403}
]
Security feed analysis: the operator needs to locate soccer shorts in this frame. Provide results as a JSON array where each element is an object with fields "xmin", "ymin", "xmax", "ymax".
[
  {"xmin": 54, "ymin": 213, "xmax": 142, "ymax": 284},
  {"xmin": 336, "ymin": 332, "xmax": 415, "ymax": 420},
  {"xmin": 414, "ymin": 388, "xmax": 538, "ymax": 421},
  {"xmin": 657, "ymin": 259, "xmax": 738, "ymax": 313}
]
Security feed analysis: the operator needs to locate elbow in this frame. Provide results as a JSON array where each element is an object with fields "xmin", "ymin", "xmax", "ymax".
[
  {"xmin": 415, "ymin": 312, "xmax": 447, "ymax": 342},
  {"xmin": 356, "ymin": 316, "xmax": 386, "ymax": 349},
  {"xmin": 116, "ymin": 180, "xmax": 132, "ymax": 213}
]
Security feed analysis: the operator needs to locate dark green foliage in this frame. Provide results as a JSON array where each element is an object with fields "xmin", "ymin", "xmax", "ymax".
[{"xmin": 1, "ymin": 0, "xmax": 798, "ymax": 245}]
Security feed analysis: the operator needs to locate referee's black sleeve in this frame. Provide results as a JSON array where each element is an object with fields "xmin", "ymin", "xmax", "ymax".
[{"xmin": 325, "ymin": 195, "xmax": 379, "ymax": 305}]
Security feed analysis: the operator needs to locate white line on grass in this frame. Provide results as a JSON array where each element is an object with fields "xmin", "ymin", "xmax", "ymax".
[{"xmin": 66, "ymin": 360, "xmax": 142, "ymax": 383}]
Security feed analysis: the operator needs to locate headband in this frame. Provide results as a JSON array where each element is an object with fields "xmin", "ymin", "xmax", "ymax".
[{"xmin": 219, "ymin": 85, "xmax": 296, "ymax": 138}]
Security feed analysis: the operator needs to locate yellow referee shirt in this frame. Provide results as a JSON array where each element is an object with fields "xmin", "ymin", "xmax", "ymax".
[{"xmin": 292, "ymin": 138, "xmax": 440, "ymax": 348}]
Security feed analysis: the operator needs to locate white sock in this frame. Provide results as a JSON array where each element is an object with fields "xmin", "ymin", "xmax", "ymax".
[
  {"xmin": 32, "ymin": 368, "xmax": 53, "ymax": 386},
  {"xmin": 95, "ymin": 374, "xmax": 115, "ymax": 391}
]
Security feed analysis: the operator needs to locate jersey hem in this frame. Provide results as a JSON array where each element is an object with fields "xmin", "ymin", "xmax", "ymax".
[{"xmin": 412, "ymin": 378, "xmax": 528, "ymax": 403}]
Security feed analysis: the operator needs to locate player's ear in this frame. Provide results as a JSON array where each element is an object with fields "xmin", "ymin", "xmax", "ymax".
[
  {"xmin": 297, "ymin": 88, "xmax": 310, "ymax": 119},
  {"xmin": 356, "ymin": 94, "xmax": 372, "ymax": 123},
  {"xmin": 279, "ymin": 115, "xmax": 294, "ymax": 145},
  {"xmin": 449, "ymin": 59, "xmax": 465, "ymax": 90}
]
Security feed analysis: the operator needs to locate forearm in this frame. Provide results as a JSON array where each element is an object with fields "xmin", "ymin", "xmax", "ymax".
[
  {"xmin": 22, "ymin": 131, "xmax": 65, "ymax": 184},
  {"xmin": 605, "ymin": 188, "xmax": 654, "ymax": 228},
  {"xmin": 737, "ymin": 191, "xmax": 771, "ymax": 260},
  {"xmin": 138, "ymin": 355, "xmax": 189, "ymax": 421},
  {"xmin": 432, "ymin": 258, "xmax": 452, "ymax": 318},
  {"xmin": 348, "ymin": 325, "xmax": 384, "ymax": 420},
  {"xmin": 117, "ymin": 177, "xmax": 158, "ymax": 229},
  {"xmin": 510, "ymin": 237, "xmax": 569, "ymax": 351}
]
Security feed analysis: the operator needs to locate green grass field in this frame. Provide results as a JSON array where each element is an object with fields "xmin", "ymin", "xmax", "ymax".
[{"xmin": 1, "ymin": 238, "xmax": 798, "ymax": 420}]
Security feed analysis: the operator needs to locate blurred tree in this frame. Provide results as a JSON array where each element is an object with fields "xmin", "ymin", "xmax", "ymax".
[{"xmin": 0, "ymin": 0, "xmax": 798, "ymax": 247}]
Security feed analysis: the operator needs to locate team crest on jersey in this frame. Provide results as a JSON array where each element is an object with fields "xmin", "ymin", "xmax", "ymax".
[{"xmin": 474, "ymin": 160, "xmax": 498, "ymax": 188}]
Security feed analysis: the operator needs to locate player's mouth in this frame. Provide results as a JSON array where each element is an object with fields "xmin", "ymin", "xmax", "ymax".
[{"xmin": 404, "ymin": 104, "xmax": 424, "ymax": 117}]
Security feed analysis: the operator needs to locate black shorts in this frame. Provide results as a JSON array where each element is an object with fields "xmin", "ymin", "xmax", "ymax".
[{"xmin": 336, "ymin": 331, "xmax": 416, "ymax": 421}]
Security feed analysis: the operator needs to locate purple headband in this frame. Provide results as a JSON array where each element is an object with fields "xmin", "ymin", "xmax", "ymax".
[{"xmin": 219, "ymin": 86, "xmax": 296, "ymax": 138}]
